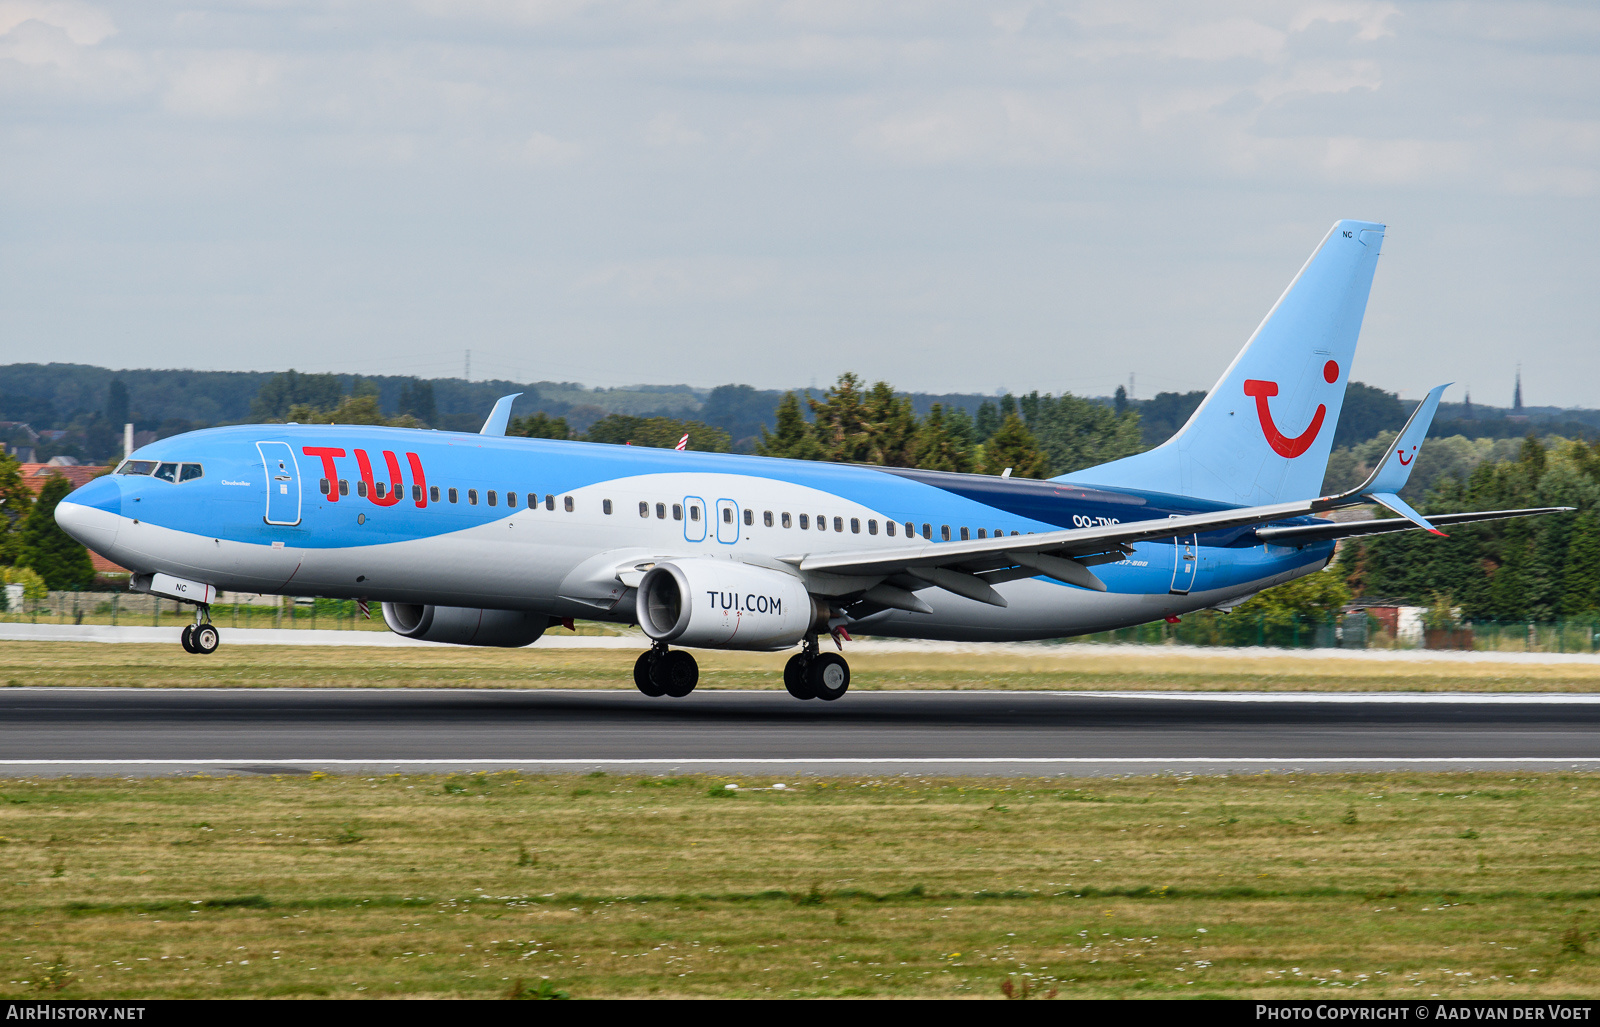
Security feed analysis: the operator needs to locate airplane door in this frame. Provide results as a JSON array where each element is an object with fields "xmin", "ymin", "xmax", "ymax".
[
  {"xmin": 716, "ymin": 499, "xmax": 739, "ymax": 544},
  {"xmin": 1170, "ymin": 534, "xmax": 1198, "ymax": 595},
  {"xmin": 683, "ymin": 496, "xmax": 706, "ymax": 542},
  {"xmin": 256, "ymin": 441, "xmax": 302, "ymax": 526}
]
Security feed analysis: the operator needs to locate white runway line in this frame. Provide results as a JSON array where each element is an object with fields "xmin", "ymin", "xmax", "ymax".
[
  {"xmin": 7, "ymin": 622, "xmax": 1600, "ymax": 665},
  {"xmin": 3, "ymin": 757, "xmax": 1599, "ymax": 767}
]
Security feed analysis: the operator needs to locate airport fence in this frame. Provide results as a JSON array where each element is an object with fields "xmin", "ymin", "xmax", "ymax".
[{"xmin": 4, "ymin": 590, "xmax": 1600, "ymax": 653}]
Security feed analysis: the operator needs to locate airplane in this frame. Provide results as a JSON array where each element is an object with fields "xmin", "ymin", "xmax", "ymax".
[{"xmin": 55, "ymin": 220, "xmax": 1567, "ymax": 701}]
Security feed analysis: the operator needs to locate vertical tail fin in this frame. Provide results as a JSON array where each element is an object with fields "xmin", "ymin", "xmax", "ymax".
[{"xmin": 1060, "ymin": 220, "xmax": 1385, "ymax": 505}]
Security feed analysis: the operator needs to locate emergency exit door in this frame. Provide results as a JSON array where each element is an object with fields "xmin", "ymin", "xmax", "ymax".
[{"xmin": 1170, "ymin": 534, "xmax": 1198, "ymax": 595}]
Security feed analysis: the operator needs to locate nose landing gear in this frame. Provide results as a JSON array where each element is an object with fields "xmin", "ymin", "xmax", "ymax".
[
  {"xmin": 179, "ymin": 605, "xmax": 220, "ymax": 655},
  {"xmin": 783, "ymin": 637, "xmax": 849, "ymax": 701},
  {"xmin": 633, "ymin": 644, "xmax": 699, "ymax": 698}
]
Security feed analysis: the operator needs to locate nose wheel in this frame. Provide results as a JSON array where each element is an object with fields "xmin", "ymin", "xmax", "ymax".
[
  {"xmin": 784, "ymin": 642, "xmax": 849, "ymax": 701},
  {"xmin": 633, "ymin": 646, "xmax": 698, "ymax": 698},
  {"xmin": 179, "ymin": 607, "xmax": 220, "ymax": 655}
]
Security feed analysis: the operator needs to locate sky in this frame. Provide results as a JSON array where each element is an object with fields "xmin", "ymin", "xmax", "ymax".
[{"xmin": 2, "ymin": 1, "xmax": 1597, "ymax": 406}]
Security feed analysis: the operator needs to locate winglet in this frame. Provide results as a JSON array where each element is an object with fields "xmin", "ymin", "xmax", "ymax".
[
  {"xmin": 1369, "ymin": 491, "xmax": 1447, "ymax": 537},
  {"xmin": 479, "ymin": 393, "xmax": 522, "ymax": 436}
]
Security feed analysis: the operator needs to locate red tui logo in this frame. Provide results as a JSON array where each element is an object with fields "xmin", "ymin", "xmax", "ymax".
[{"xmin": 1242, "ymin": 380, "xmax": 1327, "ymax": 459}]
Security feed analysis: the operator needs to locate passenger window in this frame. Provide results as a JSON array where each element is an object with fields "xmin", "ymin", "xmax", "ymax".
[
  {"xmin": 488, "ymin": 489, "xmax": 498, "ymax": 506},
  {"xmin": 340, "ymin": 479, "xmax": 349, "ymax": 496},
  {"xmin": 448, "ymin": 487, "xmax": 458, "ymax": 504},
  {"xmin": 377, "ymin": 482, "xmax": 389, "ymax": 499},
  {"xmin": 430, "ymin": 485, "xmax": 439, "ymax": 502},
  {"xmin": 689, "ymin": 505, "xmax": 699, "ymax": 521},
  {"xmin": 886, "ymin": 521, "xmax": 896, "ymax": 537},
  {"xmin": 906, "ymin": 522, "xmax": 916, "ymax": 538},
  {"xmin": 1010, "ymin": 530, "xmax": 1020, "ymax": 536},
  {"xmin": 799, "ymin": 514, "xmax": 809, "ymax": 529},
  {"xmin": 672, "ymin": 504, "xmax": 682, "ymax": 520},
  {"xmin": 507, "ymin": 491, "xmax": 518, "ymax": 508},
  {"xmin": 817, "ymin": 514, "xmax": 826, "ymax": 530},
  {"xmin": 154, "ymin": 463, "xmax": 179, "ymax": 482},
  {"xmin": 867, "ymin": 519, "xmax": 877, "ymax": 535},
  {"xmin": 960, "ymin": 527, "xmax": 970, "ymax": 541},
  {"xmin": 468, "ymin": 489, "xmax": 478, "ymax": 505},
  {"xmin": 603, "ymin": 499, "xmax": 613, "ymax": 515},
  {"xmin": 639, "ymin": 501, "xmax": 650, "ymax": 518},
  {"xmin": 722, "ymin": 507, "xmax": 732, "ymax": 524},
  {"xmin": 850, "ymin": 518, "xmax": 860, "ymax": 534},
  {"xmin": 834, "ymin": 517, "xmax": 844, "ymax": 532},
  {"xmin": 319, "ymin": 478, "xmax": 330, "ymax": 495},
  {"xmin": 414, "ymin": 484, "xmax": 424, "ymax": 502},
  {"xmin": 941, "ymin": 525, "xmax": 951, "ymax": 541},
  {"xmin": 781, "ymin": 512, "xmax": 792, "ymax": 528},
  {"xmin": 564, "ymin": 496, "xmax": 574, "ymax": 512},
  {"xmin": 546, "ymin": 495, "xmax": 555, "ymax": 511},
  {"xmin": 921, "ymin": 523, "xmax": 931, "ymax": 539},
  {"xmin": 763, "ymin": 511, "xmax": 773, "ymax": 527},
  {"xmin": 357, "ymin": 481, "xmax": 368, "ymax": 498},
  {"xmin": 180, "ymin": 464, "xmax": 203, "ymax": 482},
  {"xmin": 116, "ymin": 460, "xmax": 156, "ymax": 476},
  {"xmin": 744, "ymin": 509, "xmax": 753, "ymax": 526},
  {"xmin": 977, "ymin": 528, "xmax": 986, "ymax": 539},
  {"xmin": 656, "ymin": 503, "xmax": 667, "ymax": 519}
]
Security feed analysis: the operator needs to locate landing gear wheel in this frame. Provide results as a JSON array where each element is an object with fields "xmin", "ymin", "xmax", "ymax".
[
  {"xmin": 634, "ymin": 651, "xmax": 666, "ymax": 697},
  {"xmin": 652, "ymin": 650, "xmax": 699, "ymax": 698},
  {"xmin": 807, "ymin": 652, "xmax": 849, "ymax": 701},
  {"xmin": 783, "ymin": 653, "xmax": 815, "ymax": 700},
  {"xmin": 180, "ymin": 625, "xmax": 199, "ymax": 654},
  {"xmin": 192, "ymin": 623, "xmax": 220, "ymax": 655}
]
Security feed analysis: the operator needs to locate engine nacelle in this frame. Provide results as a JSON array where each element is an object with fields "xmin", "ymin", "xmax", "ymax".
[
  {"xmin": 636, "ymin": 560, "xmax": 820, "ymax": 651},
  {"xmin": 381, "ymin": 603, "xmax": 546, "ymax": 648}
]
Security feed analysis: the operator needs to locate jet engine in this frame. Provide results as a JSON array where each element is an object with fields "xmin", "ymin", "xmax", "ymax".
[
  {"xmin": 636, "ymin": 560, "xmax": 823, "ymax": 650},
  {"xmin": 381, "ymin": 603, "xmax": 547, "ymax": 647}
]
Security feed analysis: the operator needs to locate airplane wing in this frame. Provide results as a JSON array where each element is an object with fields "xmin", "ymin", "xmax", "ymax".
[
  {"xmin": 790, "ymin": 383, "xmax": 1568, "ymax": 612},
  {"xmin": 1254, "ymin": 507, "xmax": 1571, "ymax": 545}
]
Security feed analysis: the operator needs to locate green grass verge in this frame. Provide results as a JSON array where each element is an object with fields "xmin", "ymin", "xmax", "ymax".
[{"xmin": 2, "ymin": 771, "xmax": 1599, "ymax": 998}]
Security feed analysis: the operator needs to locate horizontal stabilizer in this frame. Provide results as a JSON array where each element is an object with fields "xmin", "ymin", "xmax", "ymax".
[{"xmin": 480, "ymin": 393, "xmax": 523, "ymax": 436}]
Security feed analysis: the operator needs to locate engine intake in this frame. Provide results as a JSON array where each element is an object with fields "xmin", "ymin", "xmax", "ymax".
[
  {"xmin": 381, "ymin": 603, "xmax": 546, "ymax": 647},
  {"xmin": 636, "ymin": 560, "xmax": 820, "ymax": 651}
]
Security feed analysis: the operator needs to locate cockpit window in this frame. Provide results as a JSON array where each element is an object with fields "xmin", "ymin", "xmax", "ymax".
[
  {"xmin": 179, "ymin": 464, "xmax": 203, "ymax": 482},
  {"xmin": 116, "ymin": 460, "xmax": 157, "ymax": 476},
  {"xmin": 153, "ymin": 463, "xmax": 179, "ymax": 482}
]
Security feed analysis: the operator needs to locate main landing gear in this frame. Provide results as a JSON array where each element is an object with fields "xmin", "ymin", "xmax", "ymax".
[
  {"xmin": 179, "ymin": 605, "xmax": 220, "ymax": 655},
  {"xmin": 783, "ymin": 636, "xmax": 849, "ymax": 702},
  {"xmin": 633, "ymin": 643, "xmax": 698, "ymax": 698}
]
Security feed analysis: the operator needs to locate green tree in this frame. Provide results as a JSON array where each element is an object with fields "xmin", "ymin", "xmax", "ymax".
[
  {"xmin": 397, "ymin": 380, "xmax": 437, "ymax": 424},
  {"xmin": 756, "ymin": 392, "xmax": 823, "ymax": 460},
  {"xmin": 285, "ymin": 394, "xmax": 418, "ymax": 427},
  {"xmin": 16, "ymin": 475, "xmax": 95, "ymax": 590},
  {"xmin": 911, "ymin": 404, "xmax": 975, "ymax": 473},
  {"xmin": 1224, "ymin": 568, "xmax": 1351, "ymax": 646},
  {"xmin": 981, "ymin": 413, "xmax": 1050, "ymax": 478},
  {"xmin": 1019, "ymin": 391, "xmax": 1143, "ymax": 476},
  {"xmin": 1561, "ymin": 512, "xmax": 1600, "ymax": 615},
  {"xmin": 0, "ymin": 452, "xmax": 34, "ymax": 566},
  {"xmin": 806, "ymin": 373, "xmax": 877, "ymax": 463},
  {"xmin": 250, "ymin": 370, "xmax": 344, "ymax": 421},
  {"xmin": 862, "ymin": 381, "xmax": 917, "ymax": 466},
  {"xmin": 584, "ymin": 415, "xmax": 730, "ymax": 452},
  {"xmin": 509, "ymin": 412, "xmax": 571, "ymax": 440},
  {"xmin": 103, "ymin": 379, "xmax": 129, "ymax": 429}
]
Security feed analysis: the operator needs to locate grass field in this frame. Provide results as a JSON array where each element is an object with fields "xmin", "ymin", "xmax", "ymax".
[
  {"xmin": 2, "ymin": 770, "xmax": 1599, "ymax": 999},
  {"xmin": 4, "ymin": 640, "xmax": 1600, "ymax": 693}
]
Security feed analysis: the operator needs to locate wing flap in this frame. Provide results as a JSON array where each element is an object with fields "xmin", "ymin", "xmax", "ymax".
[{"xmin": 1255, "ymin": 507, "xmax": 1571, "ymax": 545}]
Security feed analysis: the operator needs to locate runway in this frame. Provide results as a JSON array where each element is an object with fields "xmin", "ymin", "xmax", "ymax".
[{"xmin": 4, "ymin": 687, "xmax": 1600, "ymax": 777}]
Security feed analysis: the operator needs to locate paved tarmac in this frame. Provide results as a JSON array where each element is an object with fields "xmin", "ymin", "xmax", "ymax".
[{"xmin": 3, "ymin": 687, "xmax": 1599, "ymax": 777}]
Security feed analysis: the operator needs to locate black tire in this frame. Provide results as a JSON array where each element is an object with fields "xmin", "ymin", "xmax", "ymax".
[
  {"xmin": 180, "ymin": 625, "xmax": 199, "ymax": 654},
  {"xmin": 807, "ymin": 652, "xmax": 849, "ymax": 701},
  {"xmin": 193, "ymin": 624, "xmax": 220, "ymax": 655},
  {"xmin": 784, "ymin": 653, "xmax": 815, "ymax": 700},
  {"xmin": 634, "ymin": 651, "xmax": 666, "ymax": 697},
  {"xmin": 653, "ymin": 649, "xmax": 698, "ymax": 698}
]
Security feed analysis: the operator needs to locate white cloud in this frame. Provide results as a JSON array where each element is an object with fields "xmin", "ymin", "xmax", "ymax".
[{"xmin": 0, "ymin": 0, "xmax": 115, "ymax": 45}]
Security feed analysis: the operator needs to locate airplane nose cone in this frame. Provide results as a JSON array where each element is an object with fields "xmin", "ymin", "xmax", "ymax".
[{"xmin": 56, "ymin": 477, "xmax": 123, "ymax": 552}]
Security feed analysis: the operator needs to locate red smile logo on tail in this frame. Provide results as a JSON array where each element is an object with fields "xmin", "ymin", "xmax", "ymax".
[{"xmin": 1242, "ymin": 361, "xmax": 1338, "ymax": 459}]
